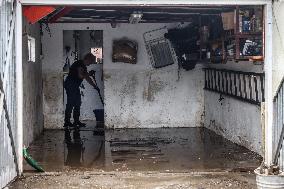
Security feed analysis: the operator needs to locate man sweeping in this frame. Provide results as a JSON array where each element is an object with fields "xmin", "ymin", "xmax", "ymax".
[{"xmin": 64, "ymin": 53, "xmax": 99, "ymax": 128}]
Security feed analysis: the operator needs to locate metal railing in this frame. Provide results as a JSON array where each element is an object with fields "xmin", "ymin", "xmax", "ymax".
[
  {"xmin": 273, "ymin": 77, "xmax": 284, "ymax": 170},
  {"xmin": 204, "ymin": 68, "xmax": 265, "ymax": 105},
  {"xmin": 0, "ymin": 0, "xmax": 19, "ymax": 188}
]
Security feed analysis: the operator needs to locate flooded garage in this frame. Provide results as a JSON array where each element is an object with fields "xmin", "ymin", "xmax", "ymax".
[{"xmin": 1, "ymin": 1, "xmax": 272, "ymax": 188}]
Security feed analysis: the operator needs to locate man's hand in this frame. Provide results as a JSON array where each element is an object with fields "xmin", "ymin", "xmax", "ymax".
[{"xmin": 89, "ymin": 70, "xmax": 96, "ymax": 77}]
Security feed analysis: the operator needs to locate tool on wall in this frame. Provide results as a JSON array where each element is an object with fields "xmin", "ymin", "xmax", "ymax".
[
  {"xmin": 39, "ymin": 23, "xmax": 43, "ymax": 57},
  {"xmin": 63, "ymin": 46, "xmax": 71, "ymax": 73},
  {"xmin": 90, "ymin": 30, "xmax": 103, "ymax": 47},
  {"xmin": 73, "ymin": 31, "xmax": 80, "ymax": 61},
  {"xmin": 39, "ymin": 20, "xmax": 52, "ymax": 37}
]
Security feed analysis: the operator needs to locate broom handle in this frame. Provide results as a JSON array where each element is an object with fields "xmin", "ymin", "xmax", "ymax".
[
  {"xmin": 90, "ymin": 74, "xmax": 104, "ymax": 105},
  {"xmin": 97, "ymin": 89, "xmax": 104, "ymax": 105}
]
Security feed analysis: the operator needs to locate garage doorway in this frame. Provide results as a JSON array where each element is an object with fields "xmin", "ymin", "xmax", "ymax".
[
  {"xmin": 21, "ymin": 3, "xmax": 264, "ymax": 170},
  {"xmin": 4, "ymin": 1, "xmax": 275, "ymax": 188}
]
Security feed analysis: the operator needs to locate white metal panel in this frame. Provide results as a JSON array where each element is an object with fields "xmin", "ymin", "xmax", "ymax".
[
  {"xmin": 264, "ymin": 2, "xmax": 274, "ymax": 166},
  {"xmin": 0, "ymin": 0, "xmax": 19, "ymax": 188},
  {"xmin": 15, "ymin": 0, "xmax": 23, "ymax": 174}
]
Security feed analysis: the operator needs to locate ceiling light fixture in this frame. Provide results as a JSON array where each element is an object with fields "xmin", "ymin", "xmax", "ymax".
[
  {"xmin": 129, "ymin": 11, "xmax": 143, "ymax": 24},
  {"xmin": 81, "ymin": 9, "xmax": 95, "ymax": 11}
]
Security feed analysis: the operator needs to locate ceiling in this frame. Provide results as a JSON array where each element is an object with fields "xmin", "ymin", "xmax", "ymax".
[{"xmin": 42, "ymin": 5, "xmax": 237, "ymax": 23}]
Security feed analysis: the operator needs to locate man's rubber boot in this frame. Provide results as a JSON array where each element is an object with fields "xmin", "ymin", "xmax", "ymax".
[
  {"xmin": 74, "ymin": 121, "xmax": 86, "ymax": 128},
  {"xmin": 63, "ymin": 121, "xmax": 74, "ymax": 128}
]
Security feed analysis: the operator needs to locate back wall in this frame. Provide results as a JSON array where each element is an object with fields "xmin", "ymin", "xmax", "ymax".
[{"xmin": 42, "ymin": 23, "xmax": 205, "ymax": 129}]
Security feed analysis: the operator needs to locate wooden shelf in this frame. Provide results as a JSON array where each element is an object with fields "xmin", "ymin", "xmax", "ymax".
[
  {"xmin": 227, "ymin": 55, "xmax": 235, "ymax": 60},
  {"xmin": 236, "ymin": 55, "xmax": 263, "ymax": 61},
  {"xmin": 231, "ymin": 5, "xmax": 264, "ymax": 60},
  {"xmin": 226, "ymin": 32, "xmax": 262, "ymax": 39},
  {"xmin": 238, "ymin": 32, "xmax": 262, "ymax": 36},
  {"xmin": 199, "ymin": 5, "xmax": 263, "ymax": 63}
]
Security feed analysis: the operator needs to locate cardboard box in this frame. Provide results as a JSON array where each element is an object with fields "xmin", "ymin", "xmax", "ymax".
[{"xmin": 221, "ymin": 12, "xmax": 235, "ymax": 30}]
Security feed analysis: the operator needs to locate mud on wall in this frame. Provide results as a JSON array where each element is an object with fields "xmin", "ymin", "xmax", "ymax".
[
  {"xmin": 42, "ymin": 23, "xmax": 205, "ymax": 128},
  {"xmin": 105, "ymin": 65, "xmax": 204, "ymax": 128},
  {"xmin": 22, "ymin": 18, "xmax": 44, "ymax": 146}
]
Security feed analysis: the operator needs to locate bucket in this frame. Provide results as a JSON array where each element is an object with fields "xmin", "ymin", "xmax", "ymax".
[
  {"xmin": 93, "ymin": 109, "xmax": 104, "ymax": 122},
  {"xmin": 255, "ymin": 168, "xmax": 284, "ymax": 189}
]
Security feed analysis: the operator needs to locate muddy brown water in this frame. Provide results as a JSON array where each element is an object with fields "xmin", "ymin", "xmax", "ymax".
[{"xmin": 24, "ymin": 124, "xmax": 262, "ymax": 173}]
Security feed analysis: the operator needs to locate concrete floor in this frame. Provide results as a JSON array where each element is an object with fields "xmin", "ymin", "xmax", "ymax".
[
  {"xmin": 9, "ymin": 123, "xmax": 262, "ymax": 188},
  {"xmin": 10, "ymin": 171, "xmax": 257, "ymax": 189}
]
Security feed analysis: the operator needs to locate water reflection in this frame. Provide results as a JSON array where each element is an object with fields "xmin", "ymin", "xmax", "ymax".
[
  {"xmin": 64, "ymin": 129, "xmax": 85, "ymax": 167},
  {"xmin": 63, "ymin": 128, "xmax": 105, "ymax": 169}
]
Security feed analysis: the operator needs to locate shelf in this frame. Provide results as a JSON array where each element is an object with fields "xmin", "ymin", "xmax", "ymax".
[
  {"xmin": 199, "ymin": 5, "xmax": 264, "ymax": 63},
  {"xmin": 225, "ymin": 32, "xmax": 262, "ymax": 39},
  {"xmin": 236, "ymin": 55, "xmax": 263, "ymax": 61},
  {"xmin": 227, "ymin": 55, "xmax": 235, "ymax": 60},
  {"xmin": 198, "ymin": 59, "xmax": 225, "ymax": 64},
  {"xmin": 238, "ymin": 32, "xmax": 262, "ymax": 36}
]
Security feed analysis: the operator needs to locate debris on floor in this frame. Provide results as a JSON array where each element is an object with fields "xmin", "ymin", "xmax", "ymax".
[{"xmin": 9, "ymin": 171, "xmax": 257, "ymax": 189}]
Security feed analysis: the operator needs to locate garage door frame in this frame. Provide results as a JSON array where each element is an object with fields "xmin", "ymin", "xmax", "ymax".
[{"xmin": 15, "ymin": 0, "xmax": 273, "ymax": 175}]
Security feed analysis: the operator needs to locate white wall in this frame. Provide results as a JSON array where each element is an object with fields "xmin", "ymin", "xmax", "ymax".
[
  {"xmin": 272, "ymin": 1, "xmax": 284, "ymax": 95},
  {"xmin": 204, "ymin": 91, "xmax": 262, "ymax": 154},
  {"xmin": 42, "ymin": 23, "xmax": 204, "ymax": 129},
  {"xmin": 22, "ymin": 18, "xmax": 44, "ymax": 146},
  {"xmin": 105, "ymin": 65, "xmax": 204, "ymax": 128},
  {"xmin": 204, "ymin": 60, "xmax": 263, "ymax": 154}
]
